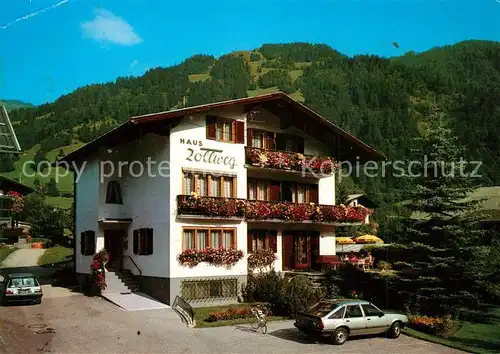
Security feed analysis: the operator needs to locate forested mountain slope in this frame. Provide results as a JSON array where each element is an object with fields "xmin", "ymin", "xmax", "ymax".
[{"xmin": 3, "ymin": 40, "xmax": 500, "ymax": 222}]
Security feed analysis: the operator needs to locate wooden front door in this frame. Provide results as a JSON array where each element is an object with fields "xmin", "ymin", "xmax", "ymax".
[{"xmin": 104, "ymin": 230, "xmax": 124, "ymax": 270}]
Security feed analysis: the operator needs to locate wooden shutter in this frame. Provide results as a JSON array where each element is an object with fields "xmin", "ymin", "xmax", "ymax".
[
  {"xmin": 282, "ymin": 233, "xmax": 293, "ymax": 270},
  {"xmin": 139, "ymin": 229, "xmax": 147, "ymax": 255},
  {"xmin": 206, "ymin": 116, "xmax": 216, "ymax": 139},
  {"xmin": 310, "ymin": 185, "xmax": 319, "ymax": 204},
  {"xmin": 80, "ymin": 232, "xmax": 85, "ymax": 255},
  {"xmin": 88, "ymin": 231, "xmax": 95, "ymax": 255},
  {"xmin": 297, "ymin": 136, "xmax": 305, "ymax": 153},
  {"xmin": 270, "ymin": 181, "xmax": 281, "ymax": 201},
  {"xmin": 247, "ymin": 231, "xmax": 253, "ymax": 253},
  {"xmin": 146, "ymin": 228, "xmax": 153, "ymax": 255},
  {"xmin": 246, "ymin": 128, "xmax": 253, "ymax": 146},
  {"xmin": 275, "ymin": 133, "xmax": 285, "ymax": 150},
  {"xmin": 133, "ymin": 229, "xmax": 139, "ymax": 255},
  {"xmin": 265, "ymin": 132, "xmax": 276, "ymax": 149},
  {"xmin": 270, "ymin": 231, "xmax": 278, "ymax": 253},
  {"xmin": 235, "ymin": 121, "xmax": 245, "ymax": 143}
]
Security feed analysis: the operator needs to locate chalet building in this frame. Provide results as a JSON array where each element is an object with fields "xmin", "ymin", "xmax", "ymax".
[
  {"xmin": 346, "ymin": 194, "xmax": 378, "ymax": 224},
  {"xmin": 59, "ymin": 92, "xmax": 385, "ymax": 307},
  {"xmin": 0, "ymin": 174, "xmax": 34, "ymax": 228}
]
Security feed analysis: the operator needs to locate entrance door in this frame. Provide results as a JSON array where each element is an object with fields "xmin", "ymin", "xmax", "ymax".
[
  {"xmin": 293, "ymin": 233, "xmax": 311, "ymax": 269},
  {"xmin": 104, "ymin": 230, "xmax": 124, "ymax": 270}
]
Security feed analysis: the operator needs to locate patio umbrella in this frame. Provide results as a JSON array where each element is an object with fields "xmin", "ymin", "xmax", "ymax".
[
  {"xmin": 354, "ymin": 234, "xmax": 384, "ymax": 244},
  {"xmin": 336, "ymin": 237, "xmax": 355, "ymax": 244}
]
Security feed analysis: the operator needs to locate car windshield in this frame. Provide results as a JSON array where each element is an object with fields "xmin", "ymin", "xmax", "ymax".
[
  {"xmin": 304, "ymin": 301, "xmax": 339, "ymax": 317},
  {"xmin": 9, "ymin": 277, "xmax": 38, "ymax": 288}
]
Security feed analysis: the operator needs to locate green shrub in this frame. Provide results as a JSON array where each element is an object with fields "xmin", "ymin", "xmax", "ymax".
[
  {"xmin": 377, "ymin": 261, "xmax": 393, "ymax": 271},
  {"xmin": 242, "ymin": 271, "xmax": 323, "ymax": 317}
]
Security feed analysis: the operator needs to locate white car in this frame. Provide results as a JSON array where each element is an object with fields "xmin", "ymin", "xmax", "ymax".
[
  {"xmin": 294, "ymin": 299, "xmax": 408, "ymax": 345},
  {"xmin": 0, "ymin": 273, "xmax": 43, "ymax": 305}
]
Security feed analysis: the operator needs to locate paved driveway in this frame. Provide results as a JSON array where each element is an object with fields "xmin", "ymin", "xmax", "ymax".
[
  {"xmin": 0, "ymin": 294, "xmax": 467, "ymax": 354},
  {"xmin": 0, "ymin": 249, "xmax": 46, "ymax": 267}
]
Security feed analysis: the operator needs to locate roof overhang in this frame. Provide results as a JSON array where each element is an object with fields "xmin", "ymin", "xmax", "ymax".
[
  {"xmin": 56, "ymin": 92, "xmax": 386, "ymax": 168},
  {"xmin": 0, "ymin": 174, "xmax": 35, "ymax": 195}
]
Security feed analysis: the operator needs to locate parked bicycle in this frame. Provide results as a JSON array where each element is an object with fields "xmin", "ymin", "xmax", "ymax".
[{"xmin": 249, "ymin": 305, "xmax": 267, "ymax": 334}]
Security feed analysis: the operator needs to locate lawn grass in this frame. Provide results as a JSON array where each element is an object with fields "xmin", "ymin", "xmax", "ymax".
[
  {"xmin": 194, "ymin": 303, "xmax": 288, "ymax": 328},
  {"xmin": 406, "ymin": 306, "xmax": 500, "ymax": 354},
  {"xmin": 289, "ymin": 69, "xmax": 304, "ymax": 80},
  {"xmin": 0, "ymin": 248, "xmax": 16, "ymax": 265},
  {"xmin": 247, "ymin": 86, "xmax": 280, "ymax": 97},
  {"xmin": 37, "ymin": 246, "xmax": 73, "ymax": 265},
  {"xmin": 188, "ymin": 73, "xmax": 210, "ymax": 83},
  {"xmin": 46, "ymin": 196, "xmax": 73, "ymax": 209},
  {"xmin": 3, "ymin": 143, "xmax": 82, "ymax": 193}
]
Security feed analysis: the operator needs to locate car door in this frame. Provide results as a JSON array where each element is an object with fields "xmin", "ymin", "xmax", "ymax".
[
  {"xmin": 343, "ymin": 305, "xmax": 367, "ymax": 335},
  {"xmin": 361, "ymin": 304, "xmax": 390, "ymax": 334}
]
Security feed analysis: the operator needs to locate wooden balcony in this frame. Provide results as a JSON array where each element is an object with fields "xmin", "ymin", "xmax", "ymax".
[
  {"xmin": 244, "ymin": 147, "xmax": 338, "ymax": 175},
  {"xmin": 176, "ymin": 195, "xmax": 372, "ymax": 224}
]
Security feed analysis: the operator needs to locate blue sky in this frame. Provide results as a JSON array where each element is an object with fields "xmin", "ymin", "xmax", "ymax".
[{"xmin": 0, "ymin": 0, "xmax": 499, "ymax": 105}]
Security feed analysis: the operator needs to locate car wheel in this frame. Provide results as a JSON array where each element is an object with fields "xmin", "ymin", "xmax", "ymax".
[
  {"xmin": 388, "ymin": 321, "xmax": 402, "ymax": 338},
  {"xmin": 333, "ymin": 327, "xmax": 348, "ymax": 345}
]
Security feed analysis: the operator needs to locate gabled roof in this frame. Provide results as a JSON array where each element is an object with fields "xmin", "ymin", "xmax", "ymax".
[
  {"xmin": 0, "ymin": 174, "xmax": 35, "ymax": 195},
  {"xmin": 58, "ymin": 92, "xmax": 386, "ymax": 167}
]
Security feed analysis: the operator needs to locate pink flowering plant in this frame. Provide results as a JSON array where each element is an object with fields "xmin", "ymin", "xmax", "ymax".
[
  {"xmin": 178, "ymin": 195, "xmax": 246, "ymax": 217},
  {"xmin": 7, "ymin": 191, "xmax": 24, "ymax": 214},
  {"xmin": 178, "ymin": 246, "xmax": 244, "ymax": 268},
  {"xmin": 90, "ymin": 249, "xmax": 108, "ymax": 292},
  {"xmin": 245, "ymin": 147, "xmax": 339, "ymax": 174}
]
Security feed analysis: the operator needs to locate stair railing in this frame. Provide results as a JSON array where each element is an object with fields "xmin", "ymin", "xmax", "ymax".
[{"xmin": 125, "ymin": 255, "xmax": 142, "ymax": 276}]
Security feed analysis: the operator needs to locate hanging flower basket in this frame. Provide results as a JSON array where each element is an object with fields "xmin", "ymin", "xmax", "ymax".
[{"xmin": 90, "ymin": 249, "xmax": 109, "ymax": 293}]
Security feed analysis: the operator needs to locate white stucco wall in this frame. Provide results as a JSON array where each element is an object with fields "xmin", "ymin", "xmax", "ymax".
[
  {"xmin": 319, "ymin": 174, "xmax": 336, "ymax": 206},
  {"xmin": 319, "ymin": 231, "xmax": 336, "ymax": 256},
  {"xmin": 169, "ymin": 111, "xmax": 248, "ymax": 278},
  {"xmin": 75, "ymin": 160, "xmax": 100, "ymax": 274}
]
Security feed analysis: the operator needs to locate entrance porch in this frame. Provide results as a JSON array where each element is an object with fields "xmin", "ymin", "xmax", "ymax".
[{"xmin": 247, "ymin": 222, "xmax": 340, "ymax": 272}]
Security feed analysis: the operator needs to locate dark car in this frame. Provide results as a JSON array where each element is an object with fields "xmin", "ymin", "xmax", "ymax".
[{"xmin": 0, "ymin": 273, "xmax": 43, "ymax": 305}]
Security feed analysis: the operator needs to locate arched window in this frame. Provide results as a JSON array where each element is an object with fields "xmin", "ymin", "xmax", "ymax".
[{"xmin": 105, "ymin": 181, "xmax": 123, "ymax": 204}]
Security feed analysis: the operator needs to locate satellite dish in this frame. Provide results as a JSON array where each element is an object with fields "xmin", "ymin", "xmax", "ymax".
[{"xmin": 0, "ymin": 105, "xmax": 21, "ymax": 154}]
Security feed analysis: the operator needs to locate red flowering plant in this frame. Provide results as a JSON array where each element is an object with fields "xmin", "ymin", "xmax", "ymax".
[
  {"xmin": 245, "ymin": 147, "xmax": 339, "ymax": 174},
  {"xmin": 178, "ymin": 197, "xmax": 373, "ymax": 224},
  {"xmin": 177, "ymin": 194, "xmax": 246, "ymax": 218},
  {"xmin": 90, "ymin": 249, "xmax": 108, "ymax": 292},
  {"xmin": 178, "ymin": 246, "xmax": 244, "ymax": 268},
  {"xmin": 6, "ymin": 191, "xmax": 24, "ymax": 214}
]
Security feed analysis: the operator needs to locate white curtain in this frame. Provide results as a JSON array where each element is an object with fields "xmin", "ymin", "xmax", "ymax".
[
  {"xmin": 183, "ymin": 230, "xmax": 194, "ymax": 249},
  {"xmin": 211, "ymin": 230, "xmax": 221, "ymax": 248},
  {"xmin": 211, "ymin": 176, "xmax": 220, "ymax": 197},
  {"xmin": 223, "ymin": 178, "xmax": 233, "ymax": 197},
  {"xmin": 223, "ymin": 230, "xmax": 233, "ymax": 248},
  {"xmin": 197, "ymin": 175, "xmax": 207, "ymax": 196}
]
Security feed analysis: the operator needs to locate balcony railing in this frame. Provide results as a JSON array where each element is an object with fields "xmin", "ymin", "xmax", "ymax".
[
  {"xmin": 177, "ymin": 195, "xmax": 372, "ymax": 224},
  {"xmin": 245, "ymin": 147, "xmax": 339, "ymax": 175}
]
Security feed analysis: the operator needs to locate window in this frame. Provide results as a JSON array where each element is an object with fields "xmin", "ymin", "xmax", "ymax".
[
  {"xmin": 345, "ymin": 305, "xmax": 364, "ymax": 318},
  {"xmin": 133, "ymin": 228, "xmax": 153, "ymax": 255},
  {"xmin": 206, "ymin": 116, "xmax": 244, "ymax": 143},
  {"xmin": 247, "ymin": 180, "xmax": 270, "ymax": 201},
  {"xmin": 181, "ymin": 279, "xmax": 238, "ymax": 300},
  {"xmin": 105, "ymin": 181, "xmax": 123, "ymax": 204},
  {"xmin": 247, "ymin": 129, "xmax": 275, "ymax": 149},
  {"xmin": 183, "ymin": 228, "xmax": 236, "ymax": 250},
  {"xmin": 247, "ymin": 230, "xmax": 277, "ymax": 253},
  {"xmin": 183, "ymin": 172, "xmax": 236, "ymax": 198},
  {"xmin": 362, "ymin": 304, "xmax": 384, "ymax": 317},
  {"xmin": 276, "ymin": 133, "xmax": 304, "ymax": 153},
  {"xmin": 80, "ymin": 230, "xmax": 95, "ymax": 255},
  {"xmin": 305, "ymin": 301, "xmax": 338, "ymax": 317},
  {"xmin": 329, "ymin": 306, "xmax": 346, "ymax": 319}
]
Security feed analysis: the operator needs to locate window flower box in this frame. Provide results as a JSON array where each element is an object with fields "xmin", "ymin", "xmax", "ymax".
[
  {"xmin": 177, "ymin": 196, "xmax": 372, "ymax": 224},
  {"xmin": 245, "ymin": 147, "xmax": 339, "ymax": 174},
  {"xmin": 178, "ymin": 246, "xmax": 244, "ymax": 268}
]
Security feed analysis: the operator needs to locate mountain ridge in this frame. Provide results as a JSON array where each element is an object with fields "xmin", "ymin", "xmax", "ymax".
[{"xmin": 2, "ymin": 40, "xmax": 499, "ymax": 222}]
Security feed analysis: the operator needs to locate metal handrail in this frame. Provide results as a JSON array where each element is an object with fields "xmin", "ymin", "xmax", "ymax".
[{"xmin": 125, "ymin": 255, "xmax": 142, "ymax": 276}]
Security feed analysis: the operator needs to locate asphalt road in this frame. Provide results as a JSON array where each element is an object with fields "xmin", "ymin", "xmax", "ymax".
[{"xmin": 0, "ymin": 293, "xmax": 468, "ymax": 354}]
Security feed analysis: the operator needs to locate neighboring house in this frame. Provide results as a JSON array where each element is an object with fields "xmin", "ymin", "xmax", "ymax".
[
  {"xmin": 0, "ymin": 174, "xmax": 34, "ymax": 227},
  {"xmin": 59, "ymin": 92, "xmax": 385, "ymax": 307},
  {"xmin": 345, "ymin": 194, "xmax": 377, "ymax": 224},
  {"xmin": 0, "ymin": 105, "xmax": 22, "ymax": 154}
]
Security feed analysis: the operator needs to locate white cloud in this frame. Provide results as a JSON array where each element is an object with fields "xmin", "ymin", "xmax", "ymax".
[
  {"xmin": 130, "ymin": 59, "xmax": 139, "ymax": 69},
  {"xmin": 81, "ymin": 9, "xmax": 142, "ymax": 46}
]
